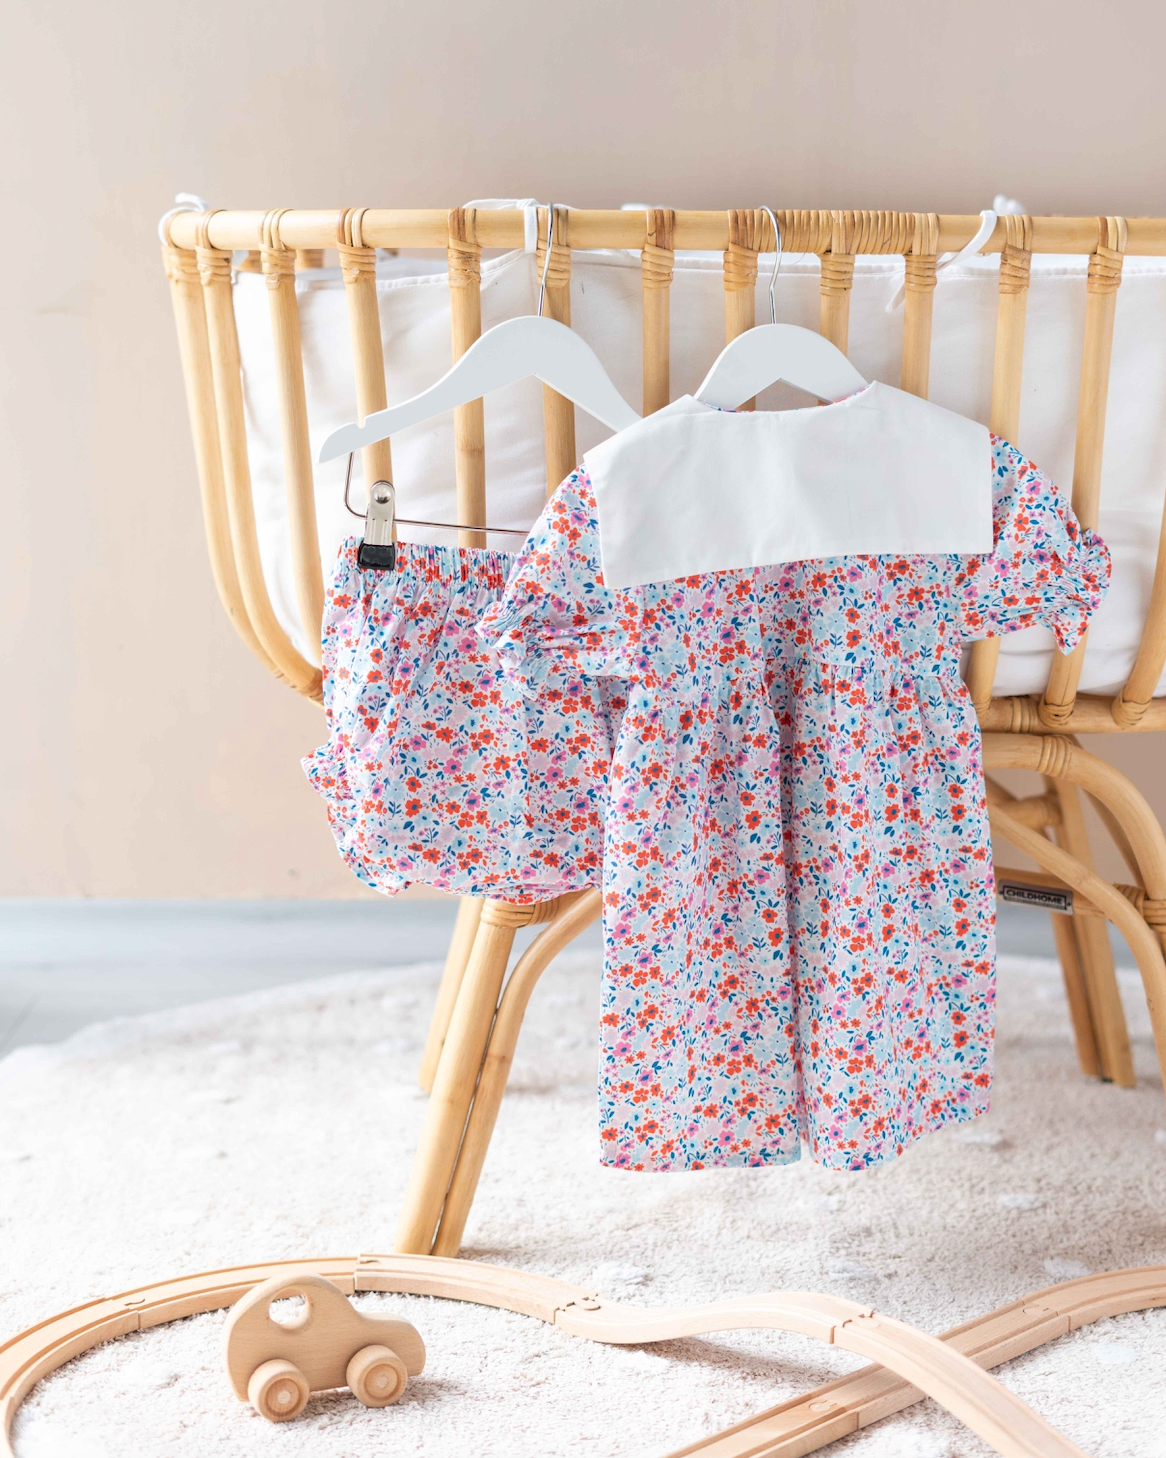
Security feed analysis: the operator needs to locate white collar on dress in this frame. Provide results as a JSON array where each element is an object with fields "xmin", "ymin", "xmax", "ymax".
[{"xmin": 581, "ymin": 382, "xmax": 993, "ymax": 590}]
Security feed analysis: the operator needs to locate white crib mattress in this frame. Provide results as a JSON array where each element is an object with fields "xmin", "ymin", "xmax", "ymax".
[{"xmin": 233, "ymin": 248, "xmax": 1166, "ymax": 699}]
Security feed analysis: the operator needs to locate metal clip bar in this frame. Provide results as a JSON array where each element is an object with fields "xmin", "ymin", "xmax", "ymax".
[{"xmin": 343, "ymin": 452, "xmax": 530, "ymax": 549}]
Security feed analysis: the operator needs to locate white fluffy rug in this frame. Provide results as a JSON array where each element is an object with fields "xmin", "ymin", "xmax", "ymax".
[{"xmin": 2, "ymin": 950, "xmax": 1166, "ymax": 1458}]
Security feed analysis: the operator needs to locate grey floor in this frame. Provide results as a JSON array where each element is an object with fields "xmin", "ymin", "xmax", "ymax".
[{"xmin": 0, "ymin": 898, "xmax": 1129, "ymax": 1057}]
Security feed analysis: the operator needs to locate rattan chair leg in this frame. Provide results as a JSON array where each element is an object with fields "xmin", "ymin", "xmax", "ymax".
[
  {"xmin": 1046, "ymin": 776, "xmax": 1134, "ymax": 1085},
  {"xmin": 432, "ymin": 889, "xmax": 601, "ymax": 1256},
  {"xmin": 418, "ymin": 898, "xmax": 484, "ymax": 1094}
]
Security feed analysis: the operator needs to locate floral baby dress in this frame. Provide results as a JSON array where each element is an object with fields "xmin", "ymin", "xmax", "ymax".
[
  {"xmin": 304, "ymin": 540, "xmax": 620, "ymax": 903},
  {"xmin": 478, "ymin": 439, "xmax": 1110, "ymax": 1173}
]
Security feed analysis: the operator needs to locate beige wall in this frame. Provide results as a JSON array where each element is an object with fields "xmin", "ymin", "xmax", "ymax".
[{"xmin": 3, "ymin": 0, "xmax": 1165, "ymax": 896}]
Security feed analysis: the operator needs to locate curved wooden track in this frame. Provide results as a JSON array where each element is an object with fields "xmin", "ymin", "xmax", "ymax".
[{"xmin": 3, "ymin": 1255, "xmax": 1163, "ymax": 1456}]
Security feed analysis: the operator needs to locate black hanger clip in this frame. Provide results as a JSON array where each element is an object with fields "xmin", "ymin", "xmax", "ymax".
[
  {"xmin": 345, "ymin": 452, "xmax": 397, "ymax": 571},
  {"xmin": 358, "ymin": 479, "xmax": 397, "ymax": 570}
]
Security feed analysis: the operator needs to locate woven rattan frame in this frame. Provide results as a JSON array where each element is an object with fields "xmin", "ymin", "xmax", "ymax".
[{"xmin": 162, "ymin": 208, "xmax": 1166, "ymax": 1259}]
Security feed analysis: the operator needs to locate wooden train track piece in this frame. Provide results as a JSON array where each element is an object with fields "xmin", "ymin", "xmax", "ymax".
[{"xmin": 6, "ymin": 1254, "xmax": 1163, "ymax": 1454}]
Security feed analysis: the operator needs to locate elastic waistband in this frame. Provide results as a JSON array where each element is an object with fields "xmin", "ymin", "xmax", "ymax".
[{"xmin": 341, "ymin": 537, "xmax": 516, "ymax": 590}]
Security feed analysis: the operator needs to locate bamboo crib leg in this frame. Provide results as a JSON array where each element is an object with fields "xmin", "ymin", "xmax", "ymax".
[
  {"xmin": 394, "ymin": 898, "xmax": 560, "ymax": 1254},
  {"xmin": 641, "ymin": 208, "xmax": 674, "ymax": 415},
  {"xmin": 394, "ymin": 903, "xmax": 520, "ymax": 1255},
  {"xmin": 723, "ymin": 209, "xmax": 759, "ymax": 407},
  {"xmin": 1041, "ymin": 218, "xmax": 1127, "ymax": 728},
  {"xmin": 418, "ymin": 897, "xmax": 483, "ymax": 1094},
  {"xmin": 984, "ymin": 772, "xmax": 1102, "ymax": 1078},
  {"xmin": 261, "ymin": 212, "xmax": 325, "ymax": 659},
  {"xmin": 1046, "ymin": 776, "xmax": 1134, "ymax": 1085},
  {"xmin": 432, "ymin": 889, "xmax": 602, "ymax": 1256},
  {"xmin": 985, "ymin": 732, "xmax": 1166, "ymax": 1088},
  {"xmin": 538, "ymin": 206, "xmax": 576, "ymax": 492},
  {"xmin": 1048, "ymin": 909, "xmax": 1102, "ymax": 1077},
  {"xmin": 338, "ymin": 209, "xmax": 394, "ymax": 530},
  {"xmin": 988, "ymin": 799, "xmax": 1166, "ymax": 1093},
  {"xmin": 194, "ymin": 215, "xmax": 322, "ymax": 700},
  {"xmin": 900, "ymin": 213, "xmax": 939, "ymax": 400},
  {"xmin": 161, "ymin": 239, "xmax": 270, "ymax": 670}
]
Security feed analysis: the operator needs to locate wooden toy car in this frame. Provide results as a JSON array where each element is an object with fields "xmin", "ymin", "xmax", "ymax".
[{"xmin": 224, "ymin": 1273, "xmax": 426, "ymax": 1422}]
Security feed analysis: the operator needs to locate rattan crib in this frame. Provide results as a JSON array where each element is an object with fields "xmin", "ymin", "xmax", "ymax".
[{"xmin": 162, "ymin": 206, "xmax": 1166, "ymax": 1259}]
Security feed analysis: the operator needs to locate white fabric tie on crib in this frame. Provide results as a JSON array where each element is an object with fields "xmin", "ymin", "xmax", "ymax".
[{"xmin": 583, "ymin": 383, "xmax": 993, "ymax": 590}]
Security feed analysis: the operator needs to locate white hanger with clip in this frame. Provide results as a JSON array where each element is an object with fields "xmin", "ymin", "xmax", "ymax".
[
  {"xmin": 696, "ymin": 207, "xmax": 868, "ymax": 409},
  {"xmin": 318, "ymin": 204, "xmax": 640, "ymax": 465}
]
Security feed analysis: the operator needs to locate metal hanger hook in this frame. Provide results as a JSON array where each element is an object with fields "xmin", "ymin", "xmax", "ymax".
[
  {"xmin": 343, "ymin": 451, "xmax": 368, "ymax": 518},
  {"xmin": 537, "ymin": 203, "xmax": 557, "ymax": 319},
  {"xmin": 760, "ymin": 206, "xmax": 782, "ymax": 325}
]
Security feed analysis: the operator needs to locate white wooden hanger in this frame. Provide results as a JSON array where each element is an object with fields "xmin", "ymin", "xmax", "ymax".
[
  {"xmin": 885, "ymin": 207, "xmax": 999, "ymax": 312},
  {"xmin": 696, "ymin": 207, "xmax": 868, "ymax": 409},
  {"xmin": 318, "ymin": 205, "xmax": 640, "ymax": 465}
]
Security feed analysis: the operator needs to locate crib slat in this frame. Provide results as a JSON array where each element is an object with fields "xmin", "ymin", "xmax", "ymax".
[
  {"xmin": 261, "ymin": 212, "xmax": 325, "ymax": 660},
  {"xmin": 723, "ymin": 208, "xmax": 758, "ymax": 342},
  {"xmin": 448, "ymin": 208, "xmax": 487, "ymax": 547},
  {"xmin": 900, "ymin": 213, "xmax": 940, "ymax": 399},
  {"xmin": 338, "ymin": 209, "xmax": 395, "ymax": 547},
  {"xmin": 538, "ymin": 206, "xmax": 576, "ymax": 493},
  {"xmin": 641, "ymin": 209, "xmax": 675, "ymax": 415},
  {"xmin": 1041, "ymin": 217, "xmax": 1127, "ymax": 727},
  {"xmin": 819, "ymin": 212, "xmax": 855, "ymax": 352},
  {"xmin": 162, "ymin": 239, "xmax": 269, "ymax": 670},
  {"xmin": 724, "ymin": 209, "xmax": 760, "ymax": 409},
  {"xmin": 1113, "ymin": 499, "xmax": 1166, "ymax": 724},
  {"xmin": 966, "ymin": 216, "xmax": 1033, "ymax": 719},
  {"xmin": 195, "ymin": 217, "xmax": 321, "ymax": 700}
]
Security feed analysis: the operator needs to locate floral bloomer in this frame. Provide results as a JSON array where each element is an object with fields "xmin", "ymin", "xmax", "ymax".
[{"xmin": 304, "ymin": 541, "xmax": 621, "ymax": 903}]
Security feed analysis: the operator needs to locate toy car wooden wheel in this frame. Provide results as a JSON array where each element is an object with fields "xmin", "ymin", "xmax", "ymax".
[
  {"xmin": 247, "ymin": 1357, "xmax": 310, "ymax": 1422},
  {"xmin": 346, "ymin": 1343, "xmax": 409, "ymax": 1406}
]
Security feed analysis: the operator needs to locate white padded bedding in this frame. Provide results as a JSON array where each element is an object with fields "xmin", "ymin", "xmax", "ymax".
[{"xmin": 234, "ymin": 248, "xmax": 1166, "ymax": 696}]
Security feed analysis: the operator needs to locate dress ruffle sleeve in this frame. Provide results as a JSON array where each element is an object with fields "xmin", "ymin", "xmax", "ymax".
[
  {"xmin": 954, "ymin": 438, "xmax": 1111, "ymax": 653},
  {"xmin": 477, "ymin": 469, "xmax": 634, "ymax": 695}
]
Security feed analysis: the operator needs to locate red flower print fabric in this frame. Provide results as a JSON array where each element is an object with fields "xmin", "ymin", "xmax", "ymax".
[
  {"xmin": 478, "ymin": 438, "xmax": 1109, "ymax": 1173},
  {"xmin": 304, "ymin": 541, "xmax": 620, "ymax": 903}
]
